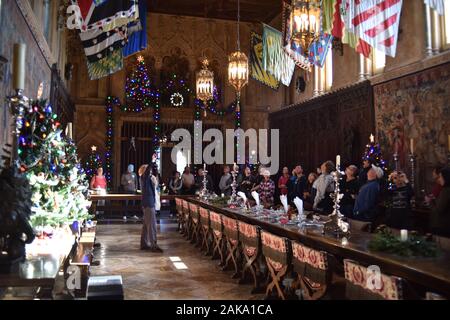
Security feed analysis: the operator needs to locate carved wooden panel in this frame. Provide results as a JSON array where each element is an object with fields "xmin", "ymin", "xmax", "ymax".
[{"xmin": 269, "ymin": 81, "xmax": 374, "ymax": 173}]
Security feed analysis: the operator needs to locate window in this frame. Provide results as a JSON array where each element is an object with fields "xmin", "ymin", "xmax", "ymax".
[
  {"xmin": 443, "ymin": 0, "xmax": 450, "ymax": 48},
  {"xmin": 43, "ymin": 0, "xmax": 51, "ymax": 43},
  {"xmin": 372, "ymin": 49, "xmax": 386, "ymax": 75}
]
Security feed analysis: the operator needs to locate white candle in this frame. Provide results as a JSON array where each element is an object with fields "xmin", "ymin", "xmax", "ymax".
[
  {"xmin": 221, "ymin": 193, "xmax": 224, "ymax": 198},
  {"xmin": 370, "ymin": 134, "xmax": 374, "ymax": 143},
  {"xmin": 410, "ymin": 138, "xmax": 414, "ymax": 154},
  {"xmin": 13, "ymin": 43, "xmax": 26, "ymax": 90},
  {"xmin": 400, "ymin": 229, "xmax": 408, "ymax": 242},
  {"xmin": 336, "ymin": 155, "xmax": 341, "ymax": 168},
  {"xmin": 203, "ymin": 163, "xmax": 206, "ymax": 171}
]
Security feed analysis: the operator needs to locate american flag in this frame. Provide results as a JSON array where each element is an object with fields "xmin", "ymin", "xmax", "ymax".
[{"xmin": 341, "ymin": 0, "xmax": 404, "ymax": 57}]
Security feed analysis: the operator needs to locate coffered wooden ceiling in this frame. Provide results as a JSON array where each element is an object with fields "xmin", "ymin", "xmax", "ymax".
[{"xmin": 147, "ymin": 0, "xmax": 282, "ymax": 23}]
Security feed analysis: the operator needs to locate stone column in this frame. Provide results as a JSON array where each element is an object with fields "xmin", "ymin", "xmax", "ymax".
[
  {"xmin": 359, "ymin": 54, "xmax": 366, "ymax": 80},
  {"xmin": 313, "ymin": 65, "xmax": 320, "ymax": 97},
  {"xmin": 431, "ymin": 8, "xmax": 442, "ymax": 54},
  {"xmin": 425, "ymin": 4, "xmax": 434, "ymax": 57}
]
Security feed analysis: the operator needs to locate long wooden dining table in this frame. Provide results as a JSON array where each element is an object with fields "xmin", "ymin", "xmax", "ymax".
[{"xmin": 186, "ymin": 198, "xmax": 450, "ymax": 297}]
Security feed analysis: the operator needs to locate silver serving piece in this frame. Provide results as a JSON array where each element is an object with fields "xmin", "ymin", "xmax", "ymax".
[{"xmin": 327, "ymin": 163, "xmax": 350, "ymax": 236}]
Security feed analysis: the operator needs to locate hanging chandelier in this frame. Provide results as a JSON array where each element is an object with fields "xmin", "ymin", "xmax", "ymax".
[
  {"xmin": 289, "ymin": 0, "xmax": 322, "ymax": 54},
  {"xmin": 196, "ymin": 58, "xmax": 214, "ymax": 103},
  {"xmin": 228, "ymin": 0, "xmax": 248, "ymax": 112}
]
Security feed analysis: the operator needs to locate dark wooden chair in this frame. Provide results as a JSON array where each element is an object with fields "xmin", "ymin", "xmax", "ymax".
[
  {"xmin": 188, "ymin": 202, "xmax": 201, "ymax": 246},
  {"xmin": 209, "ymin": 211, "xmax": 225, "ymax": 266},
  {"xmin": 347, "ymin": 218, "xmax": 372, "ymax": 233},
  {"xmin": 181, "ymin": 200, "xmax": 190, "ymax": 239},
  {"xmin": 175, "ymin": 198, "xmax": 183, "ymax": 232},
  {"xmin": 221, "ymin": 216, "xmax": 240, "ymax": 278},
  {"xmin": 343, "ymin": 259, "xmax": 403, "ymax": 300},
  {"xmin": 291, "ymin": 241, "xmax": 331, "ymax": 300},
  {"xmin": 261, "ymin": 230, "xmax": 291, "ymax": 300},
  {"xmin": 238, "ymin": 221, "xmax": 263, "ymax": 293},
  {"xmin": 199, "ymin": 206, "xmax": 211, "ymax": 255}
]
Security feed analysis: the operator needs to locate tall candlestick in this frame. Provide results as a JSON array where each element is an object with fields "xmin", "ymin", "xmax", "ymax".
[
  {"xmin": 410, "ymin": 138, "xmax": 414, "ymax": 154},
  {"xmin": 336, "ymin": 155, "xmax": 341, "ymax": 168},
  {"xmin": 448, "ymin": 135, "xmax": 450, "ymax": 152},
  {"xmin": 13, "ymin": 43, "xmax": 26, "ymax": 90}
]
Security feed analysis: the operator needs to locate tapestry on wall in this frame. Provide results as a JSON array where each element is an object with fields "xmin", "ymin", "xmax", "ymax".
[
  {"xmin": 375, "ymin": 63, "xmax": 450, "ymax": 171},
  {"xmin": 249, "ymin": 33, "xmax": 280, "ymax": 90}
]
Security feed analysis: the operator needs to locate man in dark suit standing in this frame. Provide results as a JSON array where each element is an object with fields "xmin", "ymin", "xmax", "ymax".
[{"xmin": 139, "ymin": 161, "xmax": 163, "ymax": 252}]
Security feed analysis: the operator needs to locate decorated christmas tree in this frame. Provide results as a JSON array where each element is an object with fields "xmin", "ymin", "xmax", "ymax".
[
  {"xmin": 125, "ymin": 55, "xmax": 155, "ymax": 112},
  {"xmin": 18, "ymin": 100, "xmax": 91, "ymax": 230},
  {"xmin": 363, "ymin": 134, "xmax": 389, "ymax": 174},
  {"xmin": 83, "ymin": 145, "xmax": 103, "ymax": 181}
]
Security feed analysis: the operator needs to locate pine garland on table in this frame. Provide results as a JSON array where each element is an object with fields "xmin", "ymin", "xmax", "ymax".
[{"xmin": 368, "ymin": 227, "xmax": 440, "ymax": 258}]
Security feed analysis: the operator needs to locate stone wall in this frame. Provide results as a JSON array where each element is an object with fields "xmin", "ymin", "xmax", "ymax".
[{"xmin": 0, "ymin": 0, "xmax": 51, "ymax": 151}]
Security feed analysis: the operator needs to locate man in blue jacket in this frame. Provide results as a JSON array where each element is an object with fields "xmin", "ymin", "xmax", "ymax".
[
  {"xmin": 353, "ymin": 167, "xmax": 381, "ymax": 222},
  {"xmin": 139, "ymin": 163, "xmax": 163, "ymax": 252}
]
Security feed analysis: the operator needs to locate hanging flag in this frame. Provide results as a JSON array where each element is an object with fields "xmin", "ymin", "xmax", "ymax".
[
  {"xmin": 72, "ymin": 0, "xmax": 139, "ymax": 32},
  {"xmin": 123, "ymin": 0, "xmax": 148, "ymax": 57},
  {"xmin": 281, "ymin": 1, "xmax": 312, "ymax": 70},
  {"xmin": 322, "ymin": 0, "xmax": 372, "ymax": 58},
  {"xmin": 262, "ymin": 24, "xmax": 296, "ymax": 86},
  {"xmin": 249, "ymin": 33, "xmax": 280, "ymax": 90},
  {"xmin": 80, "ymin": 26, "xmax": 128, "ymax": 62},
  {"xmin": 341, "ymin": 0, "xmax": 404, "ymax": 58},
  {"xmin": 87, "ymin": 47, "xmax": 124, "ymax": 80},
  {"xmin": 308, "ymin": 33, "xmax": 334, "ymax": 67},
  {"xmin": 424, "ymin": 0, "xmax": 445, "ymax": 15}
]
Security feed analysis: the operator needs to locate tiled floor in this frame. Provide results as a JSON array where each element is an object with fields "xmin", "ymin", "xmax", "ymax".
[{"xmin": 91, "ymin": 222, "xmax": 264, "ymax": 300}]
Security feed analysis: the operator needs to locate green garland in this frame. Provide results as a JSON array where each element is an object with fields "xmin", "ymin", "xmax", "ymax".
[
  {"xmin": 368, "ymin": 228, "xmax": 440, "ymax": 257},
  {"xmin": 208, "ymin": 196, "xmax": 230, "ymax": 208}
]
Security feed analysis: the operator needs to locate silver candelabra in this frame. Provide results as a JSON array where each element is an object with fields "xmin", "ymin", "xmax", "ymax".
[
  {"xmin": 7, "ymin": 89, "xmax": 30, "ymax": 166},
  {"xmin": 200, "ymin": 167, "xmax": 209, "ymax": 200},
  {"xmin": 230, "ymin": 166, "xmax": 238, "ymax": 205},
  {"xmin": 328, "ymin": 165, "xmax": 350, "ymax": 236}
]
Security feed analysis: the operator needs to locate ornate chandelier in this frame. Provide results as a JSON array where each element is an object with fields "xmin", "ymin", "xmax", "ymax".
[
  {"xmin": 228, "ymin": 0, "xmax": 248, "ymax": 112},
  {"xmin": 289, "ymin": 0, "xmax": 322, "ymax": 54},
  {"xmin": 196, "ymin": 58, "xmax": 214, "ymax": 103}
]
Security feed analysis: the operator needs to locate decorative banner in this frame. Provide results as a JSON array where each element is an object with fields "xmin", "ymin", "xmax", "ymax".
[
  {"xmin": 79, "ymin": 26, "xmax": 127, "ymax": 62},
  {"xmin": 322, "ymin": 0, "xmax": 372, "ymax": 58},
  {"xmin": 262, "ymin": 24, "xmax": 296, "ymax": 87},
  {"xmin": 123, "ymin": 0, "xmax": 148, "ymax": 57},
  {"xmin": 340, "ymin": 0, "xmax": 403, "ymax": 58},
  {"xmin": 249, "ymin": 32, "xmax": 280, "ymax": 90},
  {"xmin": 72, "ymin": 0, "xmax": 139, "ymax": 32},
  {"xmin": 308, "ymin": 33, "xmax": 334, "ymax": 68},
  {"xmin": 87, "ymin": 47, "xmax": 123, "ymax": 80},
  {"xmin": 281, "ymin": 1, "xmax": 313, "ymax": 71}
]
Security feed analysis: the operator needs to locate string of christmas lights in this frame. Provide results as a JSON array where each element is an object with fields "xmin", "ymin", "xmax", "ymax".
[{"xmin": 105, "ymin": 96, "xmax": 117, "ymax": 187}]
